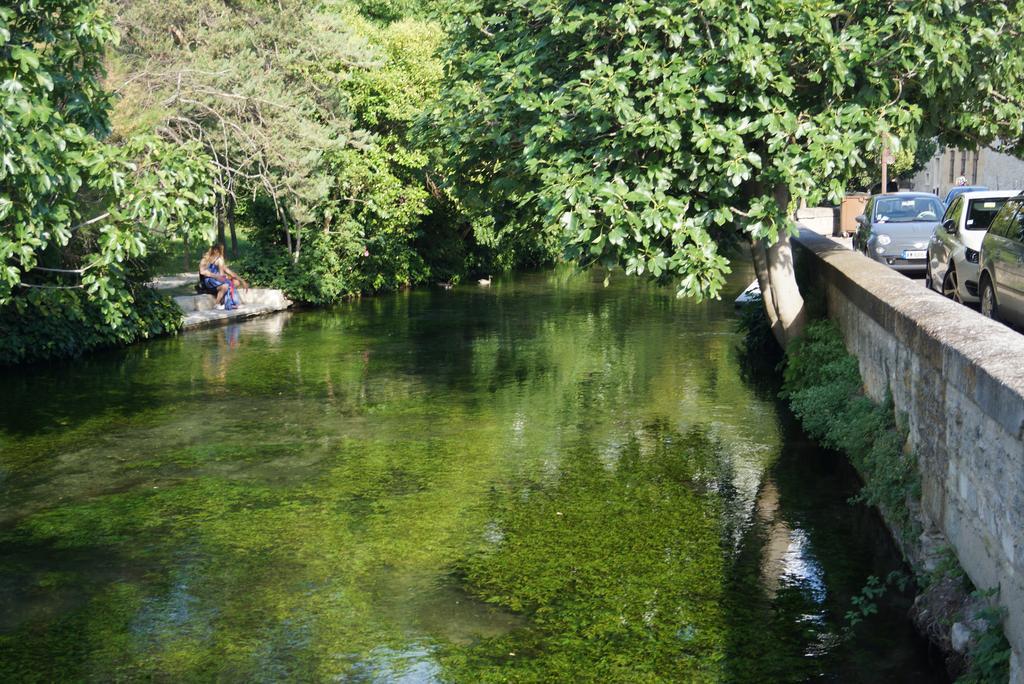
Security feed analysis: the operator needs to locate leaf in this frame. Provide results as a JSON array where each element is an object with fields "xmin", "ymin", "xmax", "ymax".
[{"xmin": 11, "ymin": 46, "xmax": 40, "ymax": 71}]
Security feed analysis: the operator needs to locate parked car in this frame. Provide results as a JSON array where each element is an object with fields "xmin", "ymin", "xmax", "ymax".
[
  {"xmin": 854, "ymin": 193, "xmax": 944, "ymax": 274},
  {"xmin": 978, "ymin": 193, "xmax": 1024, "ymax": 326},
  {"xmin": 927, "ymin": 191, "xmax": 1017, "ymax": 303},
  {"xmin": 943, "ymin": 185, "xmax": 988, "ymax": 207}
]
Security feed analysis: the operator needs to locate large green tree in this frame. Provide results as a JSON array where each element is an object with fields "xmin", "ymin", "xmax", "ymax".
[
  {"xmin": 1, "ymin": 1, "xmax": 216, "ymax": 326},
  {"xmin": 109, "ymin": 0, "xmax": 454, "ymax": 298},
  {"xmin": 435, "ymin": 0, "xmax": 1024, "ymax": 346}
]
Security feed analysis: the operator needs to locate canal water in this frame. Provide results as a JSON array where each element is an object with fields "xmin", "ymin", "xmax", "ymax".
[{"xmin": 0, "ymin": 267, "xmax": 941, "ymax": 682}]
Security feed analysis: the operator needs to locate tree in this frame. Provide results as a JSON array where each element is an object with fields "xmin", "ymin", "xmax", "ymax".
[
  {"xmin": 435, "ymin": 0, "xmax": 1024, "ymax": 347},
  {"xmin": 847, "ymin": 138, "xmax": 938, "ymax": 193},
  {"xmin": 1, "ymin": 0, "xmax": 215, "ymax": 326},
  {"xmin": 109, "ymin": 0, "xmax": 377, "ymax": 261},
  {"xmin": 109, "ymin": 0, "xmax": 452, "ymax": 299}
]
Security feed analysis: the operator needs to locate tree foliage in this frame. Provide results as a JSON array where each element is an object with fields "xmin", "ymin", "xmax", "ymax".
[
  {"xmin": 1, "ymin": 1, "xmax": 215, "ymax": 326},
  {"xmin": 848, "ymin": 138, "xmax": 938, "ymax": 192},
  {"xmin": 434, "ymin": 0, "xmax": 1024, "ymax": 300},
  {"xmin": 0, "ymin": 283, "xmax": 183, "ymax": 364},
  {"xmin": 110, "ymin": 0, "xmax": 509, "ymax": 302}
]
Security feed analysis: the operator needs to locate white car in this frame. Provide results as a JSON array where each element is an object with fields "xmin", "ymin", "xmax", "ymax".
[{"xmin": 927, "ymin": 191, "xmax": 1018, "ymax": 303}]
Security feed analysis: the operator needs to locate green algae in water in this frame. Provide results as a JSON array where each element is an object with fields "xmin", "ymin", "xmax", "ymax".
[
  {"xmin": 439, "ymin": 424, "xmax": 731, "ymax": 683},
  {"xmin": 0, "ymin": 268, "xmax": 940, "ymax": 682}
]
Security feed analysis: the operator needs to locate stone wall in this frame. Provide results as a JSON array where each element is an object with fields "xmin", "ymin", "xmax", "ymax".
[
  {"xmin": 173, "ymin": 288, "xmax": 292, "ymax": 330},
  {"xmin": 793, "ymin": 229, "xmax": 1024, "ymax": 682},
  {"xmin": 795, "ymin": 206, "xmax": 836, "ymax": 236}
]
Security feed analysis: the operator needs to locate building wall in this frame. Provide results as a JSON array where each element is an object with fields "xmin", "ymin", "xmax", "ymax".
[
  {"xmin": 793, "ymin": 230, "xmax": 1024, "ymax": 683},
  {"xmin": 904, "ymin": 146, "xmax": 1024, "ymax": 199}
]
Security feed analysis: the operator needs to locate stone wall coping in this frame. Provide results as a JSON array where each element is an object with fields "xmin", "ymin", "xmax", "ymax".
[
  {"xmin": 794, "ymin": 228, "xmax": 1024, "ymax": 441},
  {"xmin": 795, "ymin": 206, "xmax": 836, "ymax": 218}
]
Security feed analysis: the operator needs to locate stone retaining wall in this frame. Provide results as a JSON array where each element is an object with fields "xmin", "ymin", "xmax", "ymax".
[
  {"xmin": 173, "ymin": 288, "xmax": 292, "ymax": 330},
  {"xmin": 793, "ymin": 229, "xmax": 1024, "ymax": 682}
]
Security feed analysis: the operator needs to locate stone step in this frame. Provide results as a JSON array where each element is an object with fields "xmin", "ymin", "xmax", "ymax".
[{"xmin": 172, "ymin": 289, "xmax": 292, "ymax": 329}]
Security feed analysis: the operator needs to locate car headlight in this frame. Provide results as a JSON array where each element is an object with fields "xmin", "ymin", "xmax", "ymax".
[
  {"xmin": 965, "ymin": 248, "xmax": 979, "ymax": 264},
  {"xmin": 876, "ymin": 234, "xmax": 892, "ymax": 246}
]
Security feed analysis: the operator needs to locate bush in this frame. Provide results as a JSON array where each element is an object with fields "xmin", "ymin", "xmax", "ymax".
[
  {"xmin": 0, "ymin": 286, "xmax": 182, "ymax": 365},
  {"xmin": 782, "ymin": 320, "xmax": 921, "ymax": 538}
]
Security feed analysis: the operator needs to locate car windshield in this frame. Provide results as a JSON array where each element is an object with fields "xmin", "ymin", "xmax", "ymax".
[
  {"xmin": 965, "ymin": 198, "xmax": 1008, "ymax": 231},
  {"xmin": 944, "ymin": 186, "xmax": 987, "ymax": 204},
  {"xmin": 873, "ymin": 197, "xmax": 942, "ymax": 223}
]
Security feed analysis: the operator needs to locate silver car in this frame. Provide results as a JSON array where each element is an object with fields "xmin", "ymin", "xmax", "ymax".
[
  {"xmin": 979, "ymin": 194, "xmax": 1024, "ymax": 327},
  {"xmin": 927, "ymin": 191, "xmax": 1016, "ymax": 303},
  {"xmin": 855, "ymin": 193, "xmax": 944, "ymax": 274}
]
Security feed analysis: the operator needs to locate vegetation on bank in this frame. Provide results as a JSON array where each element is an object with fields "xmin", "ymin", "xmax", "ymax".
[
  {"xmin": 0, "ymin": 284, "xmax": 182, "ymax": 365},
  {"xmin": 780, "ymin": 321, "xmax": 921, "ymax": 541},
  {"xmin": 8, "ymin": 1, "xmax": 1024, "ymax": 362},
  {"xmin": 1, "ymin": 0, "xmax": 558, "ymax": 364},
  {"xmin": 739, "ymin": 305, "xmax": 1010, "ymax": 683}
]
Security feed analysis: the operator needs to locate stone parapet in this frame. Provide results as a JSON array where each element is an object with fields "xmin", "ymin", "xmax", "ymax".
[
  {"xmin": 794, "ymin": 228, "xmax": 1024, "ymax": 682},
  {"xmin": 795, "ymin": 206, "xmax": 837, "ymax": 237}
]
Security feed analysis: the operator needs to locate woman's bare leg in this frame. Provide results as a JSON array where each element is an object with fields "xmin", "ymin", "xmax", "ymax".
[{"xmin": 216, "ymin": 284, "xmax": 228, "ymax": 304}]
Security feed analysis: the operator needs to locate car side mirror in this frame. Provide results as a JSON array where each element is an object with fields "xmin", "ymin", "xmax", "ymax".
[
  {"xmin": 855, "ymin": 214, "xmax": 866, "ymax": 226},
  {"xmin": 943, "ymin": 219, "xmax": 957, "ymax": 235}
]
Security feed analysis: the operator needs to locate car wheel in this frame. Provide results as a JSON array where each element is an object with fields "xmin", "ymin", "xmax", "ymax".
[
  {"xmin": 980, "ymin": 277, "xmax": 999, "ymax": 321},
  {"xmin": 942, "ymin": 266, "xmax": 962, "ymax": 304},
  {"xmin": 925, "ymin": 256, "xmax": 934, "ymax": 290}
]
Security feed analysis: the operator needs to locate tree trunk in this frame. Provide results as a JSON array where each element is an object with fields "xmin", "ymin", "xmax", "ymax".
[
  {"xmin": 750, "ymin": 184, "xmax": 807, "ymax": 349},
  {"xmin": 281, "ymin": 204, "xmax": 293, "ymax": 256},
  {"xmin": 215, "ymin": 194, "xmax": 227, "ymax": 247},
  {"xmin": 227, "ymin": 194, "xmax": 238, "ymax": 258},
  {"xmin": 293, "ymin": 229, "xmax": 302, "ymax": 264}
]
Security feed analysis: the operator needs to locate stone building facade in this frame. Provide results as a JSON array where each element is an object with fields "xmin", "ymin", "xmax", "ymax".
[{"xmin": 904, "ymin": 145, "xmax": 1024, "ymax": 198}]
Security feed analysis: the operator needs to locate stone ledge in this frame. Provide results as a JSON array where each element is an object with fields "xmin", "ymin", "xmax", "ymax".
[
  {"xmin": 794, "ymin": 229, "xmax": 1024, "ymax": 439},
  {"xmin": 148, "ymin": 273, "xmax": 196, "ymax": 290},
  {"xmin": 181, "ymin": 305, "xmax": 289, "ymax": 330},
  {"xmin": 173, "ymin": 288, "xmax": 292, "ymax": 330}
]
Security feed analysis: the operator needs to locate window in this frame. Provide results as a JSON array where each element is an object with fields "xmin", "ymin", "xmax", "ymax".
[
  {"xmin": 987, "ymin": 200, "xmax": 1021, "ymax": 238},
  {"xmin": 873, "ymin": 196, "xmax": 943, "ymax": 223},
  {"xmin": 972, "ymin": 150, "xmax": 980, "ymax": 185},
  {"xmin": 965, "ymin": 197, "xmax": 1007, "ymax": 231},
  {"xmin": 949, "ymin": 149, "xmax": 956, "ymax": 183},
  {"xmin": 942, "ymin": 197, "xmax": 962, "ymax": 225},
  {"xmin": 1013, "ymin": 206, "xmax": 1024, "ymax": 243},
  {"xmin": 960, "ymin": 150, "xmax": 968, "ymax": 177}
]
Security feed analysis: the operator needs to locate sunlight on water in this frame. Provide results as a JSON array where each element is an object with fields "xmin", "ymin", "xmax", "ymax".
[{"xmin": 0, "ymin": 266, "xmax": 939, "ymax": 682}]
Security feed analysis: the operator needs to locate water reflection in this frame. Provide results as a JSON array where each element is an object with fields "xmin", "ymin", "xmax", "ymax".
[
  {"xmin": 0, "ymin": 268, "xmax": 939, "ymax": 681},
  {"xmin": 343, "ymin": 644, "xmax": 442, "ymax": 683},
  {"xmin": 757, "ymin": 480, "xmax": 826, "ymax": 603},
  {"xmin": 201, "ymin": 323, "xmax": 241, "ymax": 384}
]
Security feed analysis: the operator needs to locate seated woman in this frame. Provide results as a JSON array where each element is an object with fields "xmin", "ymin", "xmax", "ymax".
[{"xmin": 199, "ymin": 244, "xmax": 249, "ymax": 310}]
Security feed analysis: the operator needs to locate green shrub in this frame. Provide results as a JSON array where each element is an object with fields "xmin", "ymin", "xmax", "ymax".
[
  {"xmin": 0, "ymin": 286, "xmax": 182, "ymax": 365},
  {"xmin": 782, "ymin": 320, "xmax": 921, "ymax": 539},
  {"xmin": 958, "ymin": 593, "xmax": 1012, "ymax": 684}
]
